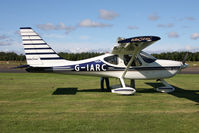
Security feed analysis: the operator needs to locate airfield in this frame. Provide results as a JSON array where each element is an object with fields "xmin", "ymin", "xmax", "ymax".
[{"xmin": 0, "ymin": 62, "xmax": 199, "ymax": 132}]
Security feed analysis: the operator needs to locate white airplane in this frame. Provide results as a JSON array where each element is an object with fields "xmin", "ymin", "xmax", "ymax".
[{"xmin": 19, "ymin": 27, "xmax": 188, "ymax": 95}]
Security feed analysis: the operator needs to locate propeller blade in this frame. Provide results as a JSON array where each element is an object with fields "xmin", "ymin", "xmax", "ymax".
[{"xmin": 182, "ymin": 52, "xmax": 188, "ymax": 65}]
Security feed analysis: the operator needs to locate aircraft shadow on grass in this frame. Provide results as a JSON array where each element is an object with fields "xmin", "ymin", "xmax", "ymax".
[
  {"xmin": 52, "ymin": 88, "xmax": 111, "ymax": 95},
  {"xmin": 145, "ymin": 82, "xmax": 199, "ymax": 104},
  {"xmin": 52, "ymin": 83, "xmax": 199, "ymax": 104},
  {"xmin": 52, "ymin": 88, "xmax": 78, "ymax": 95}
]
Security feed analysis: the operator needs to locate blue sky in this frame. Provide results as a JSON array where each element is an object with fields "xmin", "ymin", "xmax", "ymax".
[{"xmin": 0, "ymin": 0, "xmax": 199, "ymax": 53}]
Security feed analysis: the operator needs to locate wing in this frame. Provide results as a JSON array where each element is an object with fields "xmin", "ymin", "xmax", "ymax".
[
  {"xmin": 112, "ymin": 36, "xmax": 160, "ymax": 78},
  {"xmin": 112, "ymin": 36, "xmax": 160, "ymax": 55}
]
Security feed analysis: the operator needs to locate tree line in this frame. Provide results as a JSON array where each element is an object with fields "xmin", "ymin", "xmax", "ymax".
[
  {"xmin": 0, "ymin": 51, "xmax": 199, "ymax": 61},
  {"xmin": 0, "ymin": 52, "xmax": 103, "ymax": 61},
  {"xmin": 151, "ymin": 52, "xmax": 199, "ymax": 61}
]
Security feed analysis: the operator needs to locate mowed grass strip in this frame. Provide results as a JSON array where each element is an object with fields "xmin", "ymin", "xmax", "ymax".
[{"xmin": 0, "ymin": 73, "xmax": 199, "ymax": 133}]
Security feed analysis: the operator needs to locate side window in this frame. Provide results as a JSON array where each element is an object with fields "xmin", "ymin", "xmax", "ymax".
[
  {"xmin": 104, "ymin": 55, "xmax": 118, "ymax": 65},
  {"xmin": 124, "ymin": 55, "xmax": 142, "ymax": 66}
]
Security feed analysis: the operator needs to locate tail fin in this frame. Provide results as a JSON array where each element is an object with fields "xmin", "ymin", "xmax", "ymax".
[{"xmin": 20, "ymin": 27, "xmax": 70, "ymax": 67}]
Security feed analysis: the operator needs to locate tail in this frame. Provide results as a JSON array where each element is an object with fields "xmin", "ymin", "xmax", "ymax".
[{"xmin": 20, "ymin": 27, "xmax": 70, "ymax": 67}]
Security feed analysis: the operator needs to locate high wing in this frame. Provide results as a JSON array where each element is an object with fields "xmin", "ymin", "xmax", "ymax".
[
  {"xmin": 112, "ymin": 36, "xmax": 160, "ymax": 78},
  {"xmin": 112, "ymin": 36, "xmax": 160, "ymax": 55}
]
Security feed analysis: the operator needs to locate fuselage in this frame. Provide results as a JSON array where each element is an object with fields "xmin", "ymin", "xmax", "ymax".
[{"xmin": 26, "ymin": 52, "xmax": 185, "ymax": 80}]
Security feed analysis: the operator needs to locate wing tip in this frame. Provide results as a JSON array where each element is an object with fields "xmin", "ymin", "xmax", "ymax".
[{"xmin": 152, "ymin": 36, "xmax": 161, "ymax": 41}]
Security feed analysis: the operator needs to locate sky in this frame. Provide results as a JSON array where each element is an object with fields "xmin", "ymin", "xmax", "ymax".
[{"xmin": 0, "ymin": 0, "xmax": 199, "ymax": 54}]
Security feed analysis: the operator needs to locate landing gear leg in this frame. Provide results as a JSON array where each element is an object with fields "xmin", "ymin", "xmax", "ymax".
[{"xmin": 119, "ymin": 77, "xmax": 126, "ymax": 88}]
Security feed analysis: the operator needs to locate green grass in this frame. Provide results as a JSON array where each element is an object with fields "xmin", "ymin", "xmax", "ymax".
[
  {"xmin": 0, "ymin": 61, "xmax": 26, "ymax": 65},
  {"xmin": 0, "ymin": 73, "xmax": 199, "ymax": 133},
  {"xmin": 186, "ymin": 61, "xmax": 199, "ymax": 67}
]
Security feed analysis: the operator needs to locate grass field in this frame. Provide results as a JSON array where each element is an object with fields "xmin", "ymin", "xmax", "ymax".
[
  {"xmin": 0, "ymin": 73, "xmax": 199, "ymax": 133},
  {"xmin": 186, "ymin": 61, "xmax": 199, "ymax": 67}
]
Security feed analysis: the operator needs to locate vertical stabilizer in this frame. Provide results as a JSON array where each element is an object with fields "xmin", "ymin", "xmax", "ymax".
[{"xmin": 20, "ymin": 27, "xmax": 69, "ymax": 67}]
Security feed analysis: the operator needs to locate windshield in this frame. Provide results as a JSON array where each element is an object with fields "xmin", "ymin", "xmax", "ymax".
[
  {"xmin": 104, "ymin": 55, "xmax": 118, "ymax": 65},
  {"xmin": 139, "ymin": 52, "xmax": 156, "ymax": 63}
]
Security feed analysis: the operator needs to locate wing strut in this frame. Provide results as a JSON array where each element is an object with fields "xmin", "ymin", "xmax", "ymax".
[{"xmin": 121, "ymin": 46, "xmax": 139, "ymax": 79}]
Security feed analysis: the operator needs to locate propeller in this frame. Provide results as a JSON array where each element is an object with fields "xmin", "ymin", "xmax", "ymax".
[
  {"xmin": 182, "ymin": 52, "xmax": 188, "ymax": 65},
  {"xmin": 181, "ymin": 52, "xmax": 189, "ymax": 69}
]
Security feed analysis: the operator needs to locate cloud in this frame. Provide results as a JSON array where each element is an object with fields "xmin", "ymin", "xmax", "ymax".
[
  {"xmin": 0, "ymin": 41, "xmax": 12, "ymax": 46},
  {"xmin": 0, "ymin": 34, "xmax": 12, "ymax": 46},
  {"xmin": 0, "ymin": 35, "xmax": 8, "ymax": 40},
  {"xmin": 66, "ymin": 47, "xmax": 111, "ymax": 53},
  {"xmin": 157, "ymin": 23, "xmax": 174, "ymax": 28},
  {"xmin": 57, "ymin": 23, "xmax": 75, "ymax": 34},
  {"xmin": 15, "ymin": 30, "xmax": 21, "ymax": 36},
  {"xmin": 99, "ymin": 9, "xmax": 119, "ymax": 20},
  {"xmin": 37, "ymin": 23, "xmax": 75, "ymax": 34},
  {"xmin": 185, "ymin": 16, "xmax": 196, "ymax": 21},
  {"xmin": 168, "ymin": 32, "xmax": 179, "ymax": 38},
  {"xmin": 148, "ymin": 14, "xmax": 160, "ymax": 21},
  {"xmin": 43, "ymin": 33, "xmax": 66, "ymax": 39},
  {"xmin": 191, "ymin": 33, "xmax": 199, "ymax": 40},
  {"xmin": 174, "ymin": 16, "xmax": 196, "ymax": 21},
  {"xmin": 37, "ymin": 20, "xmax": 112, "ymax": 34},
  {"xmin": 79, "ymin": 19, "xmax": 112, "ymax": 27},
  {"xmin": 79, "ymin": 35, "xmax": 90, "ymax": 40},
  {"xmin": 182, "ymin": 25, "xmax": 190, "ymax": 29},
  {"xmin": 128, "ymin": 26, "xmax": 139, "ymax": 30},
  {"xmin": 37, "ymin": 23, "xmax": 56, "ymax": 30}
]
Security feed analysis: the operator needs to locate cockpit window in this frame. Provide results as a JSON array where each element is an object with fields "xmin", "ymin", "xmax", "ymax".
[
  {"xmin": 104, "ymin": 55, "xmax": 118, "ymax": 65},
  {"xmin": 139, "ymin": 52, "xmax": 156, "ymax": 63},
  {"xmin": 124, "ymin": 55, "xmax": 142, "ymax": 66}
]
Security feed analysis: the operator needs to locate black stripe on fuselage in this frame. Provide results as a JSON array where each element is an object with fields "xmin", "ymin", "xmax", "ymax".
[
  {"xmin": 106, "ymin": 66, "xmax": 180, "ymax": 71},
  {"xmin": 23, "ymin": 43, "xmax": 47, "ymax": 45},
  {"xmin": 24, "ymin": 48, "xmax": 51, "ymax": 50},
  {"xmin": 25, "ymin": 52, "xmax": 56, "ymax": 55},
  {"xmin": 134, "ymin": 66, "xmax": 180, "ymax": 71},
  {"xmin": 40, "ymin": 57, "xmax": 64, "ymax": 60}
]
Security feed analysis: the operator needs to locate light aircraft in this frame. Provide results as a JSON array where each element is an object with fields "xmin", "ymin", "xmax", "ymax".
[{"xmin": 18, "ymin": 27, "xmax": 188, "ymax": 95}]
